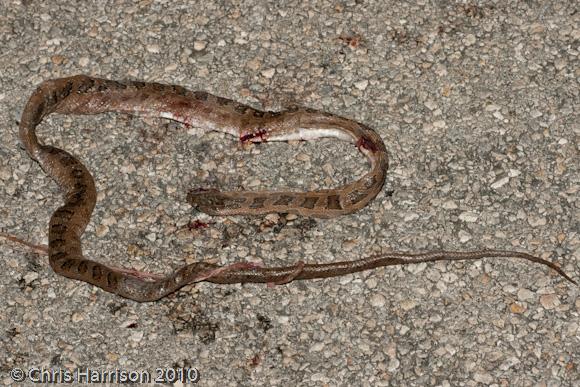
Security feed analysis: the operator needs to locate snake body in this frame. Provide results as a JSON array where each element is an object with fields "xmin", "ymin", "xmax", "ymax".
[{"xmin": 18, "ymin": 75, "xmax": 575, "ymax": 302}]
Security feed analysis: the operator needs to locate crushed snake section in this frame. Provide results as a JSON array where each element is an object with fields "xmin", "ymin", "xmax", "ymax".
[{"xmin": 17, "ymin": 75, "xmax": 576, "ymax": 302}]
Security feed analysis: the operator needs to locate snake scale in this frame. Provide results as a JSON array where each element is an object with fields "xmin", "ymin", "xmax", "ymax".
[{"xmin": 18, "ymin": 75, "xmax": 575, "ymax": 302}]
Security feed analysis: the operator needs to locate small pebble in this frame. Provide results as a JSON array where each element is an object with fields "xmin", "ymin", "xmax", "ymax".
[
  {"xmin": 540, "ymin": 294, "xmax": 560, "ymax": 310},
  {"xmin": 261, "ymin": 68, "xmax": 275, "ymax": 78},
  {"xmin": 193, "ymin": 41, "xmax": 207, "ymax": 51},
  {"xmin": 146, "ymin": 44, "xmax": 160, "ymax": 53},
  {"xmin": 354, "ymin": 79, "xmax": 369, "ymax": 90}
]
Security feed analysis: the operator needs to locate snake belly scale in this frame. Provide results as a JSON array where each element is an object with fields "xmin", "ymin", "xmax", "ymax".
[{"xmin": 17, "ymin": 75, "xmax": 575, "ymax": 302}]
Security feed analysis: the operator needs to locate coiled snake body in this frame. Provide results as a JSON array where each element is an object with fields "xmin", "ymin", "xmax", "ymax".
[{"xmin": 18, "ymin": 75, "xmax": 575, "ymax": 302}]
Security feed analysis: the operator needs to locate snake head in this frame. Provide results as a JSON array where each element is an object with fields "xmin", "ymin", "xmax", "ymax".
[{"xmin": 187, "ymin": 188, "xmax": 245, "ymax": 215}]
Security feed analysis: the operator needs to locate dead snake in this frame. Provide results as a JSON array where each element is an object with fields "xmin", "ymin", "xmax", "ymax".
[{"xmin": 18, "ymin": 75, "xmax": 576, "ymax": 302}]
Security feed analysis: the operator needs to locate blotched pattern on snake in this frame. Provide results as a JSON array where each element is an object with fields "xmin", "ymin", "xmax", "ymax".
[{"xmin": 17, "ymin": 75, "xmax": 576, "ymax": 301}]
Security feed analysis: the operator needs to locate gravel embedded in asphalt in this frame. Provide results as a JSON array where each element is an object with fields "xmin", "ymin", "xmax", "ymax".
[{"xmin": 0, "ymin": 1, "xmax": 578, "ymax": 385}]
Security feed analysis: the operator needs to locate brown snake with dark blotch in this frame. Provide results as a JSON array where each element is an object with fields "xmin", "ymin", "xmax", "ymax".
[{"xmin": 15, "ymin": 75, "xmax": 576, "ymax": 302}]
